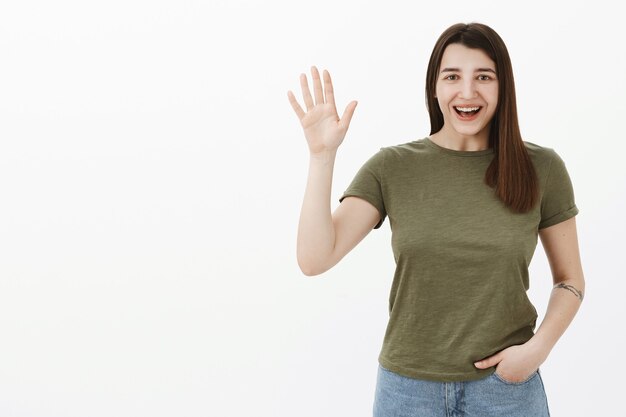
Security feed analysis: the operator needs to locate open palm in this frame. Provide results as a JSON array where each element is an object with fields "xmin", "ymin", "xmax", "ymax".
[{"xmin": 287, "ymin": 66, "xmax": 358, "ymax": 155}]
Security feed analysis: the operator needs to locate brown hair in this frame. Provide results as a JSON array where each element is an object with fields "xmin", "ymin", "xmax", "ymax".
[{"xmin": 425, "ymin": 22, "xmax": 539, "ymax": 213}]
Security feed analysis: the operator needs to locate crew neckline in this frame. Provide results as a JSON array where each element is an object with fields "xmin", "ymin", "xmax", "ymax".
[{"xmin": 422, "ymin": 136, "xmax": 494, "ymax": 157}]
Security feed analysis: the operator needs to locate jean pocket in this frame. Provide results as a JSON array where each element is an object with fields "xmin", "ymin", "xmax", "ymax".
[{"xmin": 491, "ymin": 369, "xmax": 539, "ymax": 385}]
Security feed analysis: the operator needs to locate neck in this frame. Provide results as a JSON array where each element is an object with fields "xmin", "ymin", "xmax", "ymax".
[{"xmin": 429, "ymin": 127, "xmax": 490, "ymax": 151}]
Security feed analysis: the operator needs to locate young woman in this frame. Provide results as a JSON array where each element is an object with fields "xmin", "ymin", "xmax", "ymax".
[{"xmin": 289, "ymin": 22, "xmax": 584, "ymax": 417}]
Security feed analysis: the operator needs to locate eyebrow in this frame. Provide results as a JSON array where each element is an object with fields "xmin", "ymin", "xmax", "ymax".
[{"xmin": 440, "ymin": 67, "xmax": 496, "ymax": 74}]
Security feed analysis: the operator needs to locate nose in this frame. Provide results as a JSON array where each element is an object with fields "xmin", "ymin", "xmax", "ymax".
[{"xmin": 459, "ymin": 79, "xmax": 477, "ymax": 99}]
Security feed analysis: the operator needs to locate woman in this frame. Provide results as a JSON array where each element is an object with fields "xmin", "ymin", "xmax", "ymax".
[{"xmin": 289, "ymin": 22, "xmax": 584, "ymax": 417}]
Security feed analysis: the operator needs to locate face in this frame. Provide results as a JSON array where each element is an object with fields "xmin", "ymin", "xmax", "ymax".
[{"xmin": 435, "ymin": 43, "xmax": 498, "ymax": 142}]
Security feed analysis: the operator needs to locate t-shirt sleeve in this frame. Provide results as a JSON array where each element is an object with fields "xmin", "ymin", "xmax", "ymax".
[
  {"xmin": 338, "ymin": 147, "xmax": 387, "ymax": 229},
  {"xmin": 538, "ymin": 149, "xmax": 579, "ymax": 230}
]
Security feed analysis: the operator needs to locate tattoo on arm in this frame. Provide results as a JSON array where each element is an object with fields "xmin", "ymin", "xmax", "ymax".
[{"xmin": 554, "ymin": 282, "xmax": 584, "ymax": 301}]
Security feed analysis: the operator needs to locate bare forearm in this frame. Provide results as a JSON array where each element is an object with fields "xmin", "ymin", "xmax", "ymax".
[
  {"xmin": 527, "ymin": 278, "xmax": 585, "ymax": 360},
  {"xmin": 297, "ymin": 150, "xmax": 338, "ymax": 275}
]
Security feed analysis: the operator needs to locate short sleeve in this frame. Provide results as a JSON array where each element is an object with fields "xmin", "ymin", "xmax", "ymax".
[
  {"xmin": 338, "ymin": 147, "xmax": 387, "ymax": 229},
  {"xmin": 538, "ymin": 149, "xmax": 579, "ymax": 229}
]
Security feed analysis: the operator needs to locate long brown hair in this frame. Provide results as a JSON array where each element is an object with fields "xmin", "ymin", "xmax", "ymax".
[{"xmin": 425, "ymin": 22, "xmax": 539, "ymax": 213}]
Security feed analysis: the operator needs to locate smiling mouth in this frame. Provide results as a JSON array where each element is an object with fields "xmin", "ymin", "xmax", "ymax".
[{"xmin": 454, "ymin": 106, "xmax": 482, "ymax": 119}]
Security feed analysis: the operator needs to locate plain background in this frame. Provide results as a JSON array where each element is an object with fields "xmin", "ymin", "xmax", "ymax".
[{"xmin": 0, "ymin": 0, "xmax": 624, "ymax": 416}]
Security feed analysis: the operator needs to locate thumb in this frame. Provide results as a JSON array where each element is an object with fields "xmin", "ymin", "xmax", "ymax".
[
  {"xmin": 474, "ymin": 354, "xmax": 500, "ymax": 369},
  {"xmin": 339, "ymin": 100, "xmax": 358, "ymax": 128}
]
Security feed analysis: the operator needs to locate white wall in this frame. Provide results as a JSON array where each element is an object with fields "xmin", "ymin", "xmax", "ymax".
[{"xmin": 0, "ymin": 0, "xmax": 622, "ymax": 416}]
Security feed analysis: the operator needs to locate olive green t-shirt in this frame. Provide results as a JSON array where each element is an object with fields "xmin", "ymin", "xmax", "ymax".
[{"xmin": 338, "ymin": 136, "xmax": 579, "ymax": 382}]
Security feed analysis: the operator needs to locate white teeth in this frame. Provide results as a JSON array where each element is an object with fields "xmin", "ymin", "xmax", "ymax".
[{"xmin": 455, "ymin": 106, "xmax": 480, "ymax": 112}]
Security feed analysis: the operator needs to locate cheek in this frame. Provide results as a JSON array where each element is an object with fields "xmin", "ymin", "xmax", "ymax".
[
  {"xmin": 435, "ymin": 88, "xmax": 450, "ymax": 111},
  {"xmin": 484, "ymin": 95, "xmax": 496, "ymax": 110},
  {"xmin": 435, "ymin": 96, "xmax": 444, "ymax": 112},
  {"xmin": 435, "ymin": 83, "xmax": 448, "ymax": 101},
  {"xmin": 483, "ymin": 89, "xmax": 498, "ymax": 114},
  {"xmin": 437, "ymin": 99, "xmax": 451, "ymax": 116},
  {"xmin": 488, "ymin": 86, "xmax": 499, "ymax": 104}
]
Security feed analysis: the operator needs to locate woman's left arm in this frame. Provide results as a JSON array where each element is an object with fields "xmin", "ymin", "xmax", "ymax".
[
  {"xmin": 526, "ymin": 215, "xmax": 585, "ymax": 357},
  {"xmin": 474, "ymin": 216, "xmax": 585, "ymax": 377}
]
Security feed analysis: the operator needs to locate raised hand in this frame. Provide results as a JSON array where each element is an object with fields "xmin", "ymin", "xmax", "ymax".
[{"xmin": 287, "ymin": 66, "xmax": 358, "ymax": 155}]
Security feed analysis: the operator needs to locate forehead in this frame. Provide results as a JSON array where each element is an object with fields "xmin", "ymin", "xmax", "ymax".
[{"xmin": 439, "ymin": 43, "xmax": 495, "ymax": 70}]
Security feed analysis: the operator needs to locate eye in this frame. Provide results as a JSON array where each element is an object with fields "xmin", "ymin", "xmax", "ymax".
[
  {"xmin": 478, "ymin": 74, "xmax": 493, "ymax": 81},
  {"xmin": 444, "ymin": 74, "xmax": 458, "ymax": 81}
]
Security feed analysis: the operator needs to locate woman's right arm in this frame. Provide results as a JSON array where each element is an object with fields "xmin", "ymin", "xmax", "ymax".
[
  {"xmin": 297, "ymin": 150, "xmax": 381, "ymax": 276},
  {"xmin": 288, "ymin": 66, "xmax": 379, "ymax": 276}
]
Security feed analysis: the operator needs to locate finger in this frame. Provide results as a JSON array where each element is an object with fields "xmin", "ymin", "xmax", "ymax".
[
  {"xmin": 474, "ymin": 359, "xmax": 487, "ymax": 368},
  {"xmin": 323, "ymin": 69, "xmax": 339, "ymax": 116},
  {"xmin": 339, "ymin": 101, "xmax": 357, "ymax": 129},
  {"xmin": 474, "ymin": 353, "xmax": 499, "ymax": 369},
  {"xmin": 287, "ymin": 90, "xmax": 305, "ymax": 120},
  {"xmin": 300, "ymin": 72, "xmax": 314, "ymax": 111},
  {"xmin": 311, "ymin": 66, "xmax": 324, "ymax": 105}
]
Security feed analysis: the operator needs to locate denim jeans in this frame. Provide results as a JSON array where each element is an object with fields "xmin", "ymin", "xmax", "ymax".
[{"xmin": 373, "ymin": 364, "xmax": 551, "ymax": 417}]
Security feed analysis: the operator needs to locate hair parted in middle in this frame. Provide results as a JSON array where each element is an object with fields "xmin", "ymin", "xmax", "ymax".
[{"xmin": 425, "ymin": 22, "xmax": 539, "ymax": 214}]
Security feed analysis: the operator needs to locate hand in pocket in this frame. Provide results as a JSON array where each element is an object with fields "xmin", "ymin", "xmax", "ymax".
[{"xmin": 474, "ymin": 343, "xmax": 545, "ymax": 383}]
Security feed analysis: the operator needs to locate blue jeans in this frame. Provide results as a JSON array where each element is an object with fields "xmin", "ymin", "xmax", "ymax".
[{"xmin": 373, "ymin": 364, "xmax": 551, "ymax": 417}]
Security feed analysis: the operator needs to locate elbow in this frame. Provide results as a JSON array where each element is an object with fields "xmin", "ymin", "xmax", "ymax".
[
  {"xmin": 297, "ymin": 255, "xmax": 329, "ymax": 277},
  {"xmin": 297, "ymin": 257, "xmax": 320, "ymax": 277},
  {"xmin": 554, "ymin": 274, "xmax": 586, "ymax": 301},
  {"xmin": 297, "ymin": 244, "xmax": 335, "ymax": 277},
  {"xmin": 298, "ymin": 261, "xmax": 315, "ymax": 277},
  {"xmin": 299, "ymin": 264, "xmax": 324, "ymax": 277},
  {"xmin": 554, "ymin": 271, "xmax": 585, "ymax": 288},
  {"xmin": 301, "ymin": 268, "xmax": 319, "ymax": 277},
  {"xmin": 298, "ymin": 259, "xmax": 326, "ymax": 277},
  {"xmin": 578, "ymin": 275, "xmax": 586, "ymax": 300}
]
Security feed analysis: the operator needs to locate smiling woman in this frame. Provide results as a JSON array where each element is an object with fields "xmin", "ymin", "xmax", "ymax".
[
  {"xmin": 431, "ymin": 43, "xmax": 499, "ymax": 141},
  {"xmin": 290, "ymin": 21, "xmax": 584, "ymax": 417}
]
